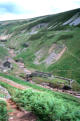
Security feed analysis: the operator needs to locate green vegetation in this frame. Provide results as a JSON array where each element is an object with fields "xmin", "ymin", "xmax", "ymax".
[
  {"xmin": 0, "ymin": 73, "xmax": 80, "ymax": 103},
  {"xmin": 14, "ymin": 29, "xmax": 80, "ymax": 84},
  {"xmin": 0, "ymin": 8, "xmax": 80, "ymax": 121},
  {"xmin": 32, "ymin": 76, "xmax": 68, "ymax": 89},
  {"xmin": 0, "ymin": 91, "xmax": 6, "ymax": 98},
  {"xmin": 0, "ymin": 9, "xmax": 80, "ymax": 85},
  {"xmin": 0, "ymin": 100, "xmax": 8, "ymax": 121},
  {"xmin": 0, "ymin": 46, "xmax": 8, "ymax": 60},
  {"xmin": 48, "ymin": 29, "xmax": 80, "ymax": 83},
  {"xmin": 0, "ymin": 80, "xmax": 19, "ymax": 96},
  {"xmin": 0, "ymin": 75, "xmax": 80, "ymax": 121},
  {"xmin": 14, "ymin": 89, "xmax": 80, "ymax": 121}
]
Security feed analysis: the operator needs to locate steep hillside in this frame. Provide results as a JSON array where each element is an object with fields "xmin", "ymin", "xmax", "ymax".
[{"xmin": 0, "ymin": 8, "xmax": 80, "ymax": 91}]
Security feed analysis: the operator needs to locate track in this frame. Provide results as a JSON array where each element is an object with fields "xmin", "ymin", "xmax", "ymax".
[
  {"xmin": 0, "ymin": 98, "xmax": 36, "ymax": 121},
  {"xmin": 0, "ymin": 76, "xmax": 27, "ymax": 90},
  {"xmin": 7, "ymin": 99, "xmax": 36, "ymax": 121},
  {"xmin": 0, "ymin": 76, "xmax": 37, "ymax": 121}
]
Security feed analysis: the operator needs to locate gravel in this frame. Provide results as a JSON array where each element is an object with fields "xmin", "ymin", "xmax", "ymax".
[{"xmin": 0, "ymin": 85, "xmax": 11, "ymax": 99}]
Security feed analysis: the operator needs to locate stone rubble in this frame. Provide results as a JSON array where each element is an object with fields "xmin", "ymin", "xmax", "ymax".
[{"xmin": 0, "ymin": 85, "xmax": 11, "ymax": 99}]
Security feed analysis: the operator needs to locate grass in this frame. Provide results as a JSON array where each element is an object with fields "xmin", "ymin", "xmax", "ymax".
[
  {"xmin": 0, "ymin": 80, "xmax": 19, "ymax": 96},
  {"xmin": 0, "ymin": 19, "xmax": 80, "ymax": 92},
  {"xmin": 0, "ymin": 81, "xmax": 20, "ymax": 121},
  {"xmin": 0, "ymin": 73, "xmax": 80, "ymax": 103},
  {"xmin": 0, "ymin": 46, "xmax": 8, "ymax": 60},
  {"xmin": 0, "ymin": 8, "xmax": 80, "ymax": 121},
  {"xmin": 13, "ymin": 28, "xmax": 80, "ymax": 85},
  {"xmin": 0, "ymin": 93, "xmax": 6, "ymax": 98},
  {"xmin": 0, "ymin": 76, "xmax": 80, "ymax": 121},
  {"xmin": 1, "ymin": 9, "xmax": 80, "ymax": 85},
  {"xmin": 14, "ymin": 89, "xmax": 80, "ymax": 121},
  {"xmin": 0, "ymin": 100, "xmax": 8, "ymax": 121},
  {"xmin": 48, "ymin": 29, "xmax": 80, "ymax": 84},
  {"xmin": 0, "ymin": 74, "xmax": 80, "ymax": 121},
  {"xmin": 32, "ymin": 76, "xmax": 68, "ymax": 89}
]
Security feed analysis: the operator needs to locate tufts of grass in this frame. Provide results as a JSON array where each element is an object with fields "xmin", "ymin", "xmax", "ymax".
[
  {"xmin": 14, "ymin": 89, "xmax": 80, "ymax": 121},
  {"xmin": 0, "ymin": 74, "xmax": 80, "ymax": 121},
  {"xmin": 0, "ymin": 100, "xmax": 8, "ymax": 121}
]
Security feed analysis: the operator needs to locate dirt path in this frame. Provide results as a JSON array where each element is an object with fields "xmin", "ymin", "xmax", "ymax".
[
  {"xmin": 0, "ymin": 75, "xmax": 80, "ymax": 98},
  {"xmin": 9, "ymin": 48, "xmax": 31, "ymax": 75},
  {"xmin": 0, "ymin": 98, "xmax": 36, "ymax": 121},
  {"xmin": 7, "ymin": 99, "xmax": 36, "ymax": 121},
  {"xmin": 0, "ymin": 76, "xmax": 36, "ymax": 121},
  {"xmin": 0, "ymin": 76, "xmax": 28, "ymax": 90}
]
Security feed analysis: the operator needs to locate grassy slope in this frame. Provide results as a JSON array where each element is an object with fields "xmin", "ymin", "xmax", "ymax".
[
  {"xmin": 0, "ymin": 73, "xmax": 80, "ymax": 102},
  {"xmin": 0, "ymin": 9, "xmax": 80, "ymax": 121},
  {"xmin": 48, "ymin": 28, "xmax": 80, "ymax": 83},
  {"xmin": 14, "ymin": 89, "xmax": 80, "ymax": 121},
  {"xmin": 0, "ymin": 75, "xmax": 80, "ymax": 121},
  {"xmin": 0, "ymin": 8, "xmax": 80, "ymax": 86},
  {"xmin": 14, "ymin": 28, "xmax": 80, "ymax": 83}
]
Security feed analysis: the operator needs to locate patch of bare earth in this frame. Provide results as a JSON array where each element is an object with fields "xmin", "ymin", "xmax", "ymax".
[
  {"xmin": 0, "ymin": 98, "xmax": 36, "ymax": 121},
  {"xmin": 0, "ymin": 76, "xmax": 27, "ymax": 90},
  {"xmin": 56, "ymin": 47, "xmax": 66, "ymax": 61},
  {"xmin": 34, "ymin": 44, "xmax": 66, "ymax": 66},
  {"xmin": 7, "ymin": 99, "xmax": 36, "ymax": 121},
  {"xmin": 43, "ymin": 46, "xmax": 66, "ymax": 65},
  {"xmin": 0, "ymin": 34, "xmax": 12, "ymax": 40},
  {"xmin": 9, "ymin": 49, "xmax": 16, "ymax": 57},
  {"xmin": 48, "ymin": 44, "xmax": 57, "ymax": 54}
]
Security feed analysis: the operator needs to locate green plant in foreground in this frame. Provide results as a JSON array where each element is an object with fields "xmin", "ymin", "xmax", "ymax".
[
  {"xmin": 14, "ymin": 89, "xmax": 80, "ymax": 121},
  {"xmin": 0, "ymin": 100, "xmax": 8, "ymax": 121},
  {"xmin": 0, "ymin": 76, "xmax": 80, "ymax": 121}
]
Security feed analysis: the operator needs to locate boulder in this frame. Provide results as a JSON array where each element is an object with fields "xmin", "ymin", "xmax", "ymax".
[
  {"xmin": 22, "ymin": 43, "xmax": 29, "ymax": 48},
  {"xmin": 3, "ymin": 61, "xmax": 13, "ymax": 69},
  {"xmin": 0, "ymin": 39, "xmax": 7, "ymax": 42},
  {"xmin": 15, "ymin": 58, "xmax": 23, "ymax": 63},
  {"xmin": 31, "ymin": 71, "xmax": 52, "ymax": 78},
  {"xmin": 62, "ymin": 85, "xmax": 72, "ymax": 90},
  {"xmin": 26, "ymin": 74, "xmax": 33, "ymax": 81},
  {"xmin": 41, "ymin": 82, "xmax": 49, "ymax": 86}
]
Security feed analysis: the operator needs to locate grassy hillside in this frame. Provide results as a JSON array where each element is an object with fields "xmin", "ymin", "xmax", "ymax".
[
  {"xmin": 0, "ymin": 75, "xmax": 80, "ymax": 121},
  {"xmin": 14, "ymin": 27, "xmax": 80, "ymax": 83},
  {"xmin": 0, "ymin": 8, "xmax": 80, "ymax": 89}
]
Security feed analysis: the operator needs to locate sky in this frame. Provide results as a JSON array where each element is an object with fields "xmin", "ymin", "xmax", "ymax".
[{"xmin": 0, "ymin": 0, "xmax": 80, "ymax": 21}]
